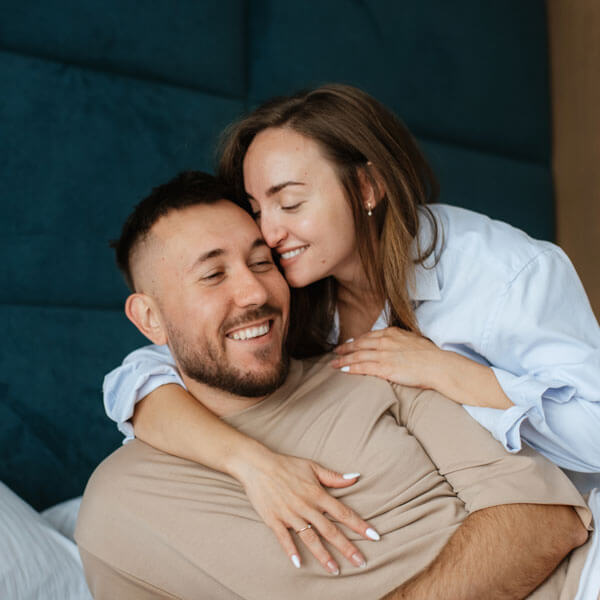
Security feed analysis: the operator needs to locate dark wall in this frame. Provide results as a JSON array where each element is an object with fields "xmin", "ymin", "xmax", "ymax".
[{"xmin": 0, "ymin": 0, "xmax": 552, "ymax": 509}]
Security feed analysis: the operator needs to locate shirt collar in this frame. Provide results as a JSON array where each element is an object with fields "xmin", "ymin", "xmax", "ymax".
[
  {"xmin": 410, "ymin": 254, "xmax": 441, "ymax": 302},
  {"xmin": 408, "ymin": 211, "xmax": 441, "ymax": 302}
]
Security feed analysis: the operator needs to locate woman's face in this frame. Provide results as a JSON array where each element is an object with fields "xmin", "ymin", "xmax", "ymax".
[{"xmin": 243, "ymin": 127, "xmax": 361, "ymax": 288}]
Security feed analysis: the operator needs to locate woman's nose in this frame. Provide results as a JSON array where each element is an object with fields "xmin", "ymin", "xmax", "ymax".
[{"xmin": 260, "ymin": 213, "xmax": 288, "ymax": 248}]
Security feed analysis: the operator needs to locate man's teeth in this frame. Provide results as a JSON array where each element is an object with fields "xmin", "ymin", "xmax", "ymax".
[
  {"xmin": 281, "ymin": 246, "xmax": 307, "ymax": 260},
  {"xmin": 229, "ymin": 322, "xmax": 271, "ymax": 341}
]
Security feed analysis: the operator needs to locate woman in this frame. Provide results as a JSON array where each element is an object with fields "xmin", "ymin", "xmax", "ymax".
[{"xmin": 104, "ymin": 84, "xmax": 600, "ymax": 574}]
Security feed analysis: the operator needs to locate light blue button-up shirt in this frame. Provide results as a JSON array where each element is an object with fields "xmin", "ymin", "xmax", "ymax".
[{"xmin": 104, "ymin": 204, "xmax": 600, "ymax": 481}]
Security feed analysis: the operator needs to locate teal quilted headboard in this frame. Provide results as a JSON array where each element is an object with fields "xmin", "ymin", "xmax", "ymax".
[{"xmin": 0, "ymin": 0, "xmax": 552, "ymax": 509}]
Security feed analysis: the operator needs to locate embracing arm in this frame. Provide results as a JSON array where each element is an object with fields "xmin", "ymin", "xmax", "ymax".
[
  {"xmin": 465, "ymin": 246, "xmax": 600, "ymax": 471},
  {"xmin": 383, "ymin": 386, "xmax": 592, "ymax": 599},
  {"xmin": 333, "ymin": 330, "xmax": 512, "ymax": 409},
  {"xmin": 334, "ymin": 247, "xmax": 600, "ymax": 471},
  {"xmin": 382, "ymin": 503, "xmax": 587, "ymax": 600},
  {"xmin": 133, "ymin": 382, "xmax": 261, "ymax": 475},
  {"xmin": 103, "ymin": 345, "xmax": 378, "ymax": 573}
]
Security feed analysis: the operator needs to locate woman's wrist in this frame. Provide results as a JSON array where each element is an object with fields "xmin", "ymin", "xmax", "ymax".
[
  {"xmin": 433, "ymin": 351, "xmax": 512, "ymax": 409},
  {"xmin": 423, "ymin": 347, "xmax": 457, "ymax": 393},
  {"xmin": 223, "ymin": 435, "xmax": 276, "ymax": 484}
]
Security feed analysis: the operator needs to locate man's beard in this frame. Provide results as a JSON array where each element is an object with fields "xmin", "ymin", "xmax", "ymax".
[{"xmin": 166, "ymin": 305, "xmax": 290, "ymax": 398}]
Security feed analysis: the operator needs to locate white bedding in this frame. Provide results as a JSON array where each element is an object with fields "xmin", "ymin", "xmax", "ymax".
[{"xmin": 0, "ymin": 483, "xmax": 91, "ymax": 600}]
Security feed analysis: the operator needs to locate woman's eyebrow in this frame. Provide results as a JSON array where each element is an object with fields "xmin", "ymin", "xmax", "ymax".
[{"xmin": 247, "ymin": 181, "xmax": 304, "ymax": 200}]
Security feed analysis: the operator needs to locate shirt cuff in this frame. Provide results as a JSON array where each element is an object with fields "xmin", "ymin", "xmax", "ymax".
[
  {"xmin": 464, "ymin": 368, "xmax": 577, "ymax": 453},
  {"xmin": 104, "ymin": 368, "xmax": 186, "ymax": 442}
]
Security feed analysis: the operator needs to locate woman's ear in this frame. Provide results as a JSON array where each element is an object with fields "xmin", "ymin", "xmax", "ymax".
[
  {"xmin": 359, "ymin": 162, "xmax": 385, "ymax": 213},
  {"xmin": 125, "ymin": 293, "xmax": 168, "ymax": 346}
]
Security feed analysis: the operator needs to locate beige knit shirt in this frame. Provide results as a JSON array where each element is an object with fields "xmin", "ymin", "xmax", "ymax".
[{"xmin": 76, "ymin": 356, "xmax": 592, "ymax": 599}]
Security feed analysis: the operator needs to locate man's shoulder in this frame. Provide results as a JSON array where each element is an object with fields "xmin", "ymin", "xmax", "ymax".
[
  {"xmin": 80, "ymin": 439, "xmax": 222, "ymax": 505},
  {"xmin": 77, "ymin": 441, "xmax": 162, "ymax": 528},
  {"xmin": 292, "ymin": 354, "xmax": 399, "ymax": 401},
  {"xmin": 86, "ymin": 439, "xmax": 161, "ymax": 486},
  {"xmin": 288, "ymin": 355, "xmax": 421, "ymax": 429}
]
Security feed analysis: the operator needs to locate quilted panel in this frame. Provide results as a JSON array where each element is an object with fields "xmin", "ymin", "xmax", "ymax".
[
  {"xmin": 248, "ymin": 0, "xmax": 551, "ymax": 162},
  {"xmin": 0, "ymin": 0, "xmax": 246, "ymax": 97},
  {"xmin": 0, "ymin": 50, "xmax": 245, "ymax": 307},
  {"xmin": 419, "ymin": 139, "xmax": 554, "ymax": 240},
  {"xmin": 0, "ymin": 2, "xmax": 555, "ymax": 511},
  {"xmin": 0, "ymin": 305, "xmax": 146, "ymax": 509}
]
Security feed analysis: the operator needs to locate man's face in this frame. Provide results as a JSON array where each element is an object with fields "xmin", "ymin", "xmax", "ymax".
[{"xmin": 144, "ymin": 200, "xmax": 290, "ymax": 397}]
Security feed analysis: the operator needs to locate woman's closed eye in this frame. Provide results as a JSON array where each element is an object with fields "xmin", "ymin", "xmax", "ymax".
[
  {"xmin": 251, "ymin": 201, "xmax": 303, "ymax": 220},
  {"xmin": 281, "ymin": 202, "xmax": 302, "ymax": 211}
]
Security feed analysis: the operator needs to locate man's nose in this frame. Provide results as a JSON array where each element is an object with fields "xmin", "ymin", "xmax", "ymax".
[{"xmin": 234, "ymin": 267, "xmax": 269, "ymax": 307}]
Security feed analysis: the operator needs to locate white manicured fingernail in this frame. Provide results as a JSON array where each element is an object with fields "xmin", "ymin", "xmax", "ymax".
[
  {"xmin": 291, "ymin": 554, "xmax": 301, "ymax": 568},
  {"xmin": 342, "ymin": 472, "xmax": 361, "ymax": 480},
  {"xmin": 352, "ymin": 552, "xmax": 367, "ymax": 568},
  {"xmin": 345, "ymin": 337, "xmax": 354, "ymax": 343},
  {"xmin": 340, "ymin": 366, "xmax": 350, "ymax": 373},
  {"xmin": 366, "ymin": 528, "xmax": 380, "ymax": 541},
  {"xmin": 327, "ymin": 560, "xmax": 340, "ymax": 575}
]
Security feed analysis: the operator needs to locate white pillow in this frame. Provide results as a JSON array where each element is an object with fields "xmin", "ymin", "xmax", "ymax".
[
  {"xmin": 0, "ymin": 482, "xmax": 92, "ymax": 600},
  {"xmin": 42, "ymin": 496, "xmax": 82, "ymax": 542}
]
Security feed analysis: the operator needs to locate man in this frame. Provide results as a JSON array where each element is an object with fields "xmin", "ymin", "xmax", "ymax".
[{"xmin": 76, "ymin": 172, "xmax": 595, "ymax": 599}]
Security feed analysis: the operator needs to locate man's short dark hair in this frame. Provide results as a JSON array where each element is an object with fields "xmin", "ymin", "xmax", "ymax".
[{"xmin": 112, "ymin": 171, "xmax": 244, "ymax": 290}]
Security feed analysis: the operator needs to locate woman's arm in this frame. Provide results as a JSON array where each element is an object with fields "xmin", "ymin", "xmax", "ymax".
[
  {"xmin": 333, "ymin": 247, "xmax": 600, "ymax": 472},
  {"xmin": 103, "ymin": 344, "xmax": 184, "ymax": 439},
  {"xmin": 104, "ymin": 346, "xmax": 379, "ymax": 573},
  {"xmin": 331, "ymin": 329, "xmax": 512, "ymax": 409},
  {"xmin": 465, "ymin": 247, "xmax": 600, "ymax": 471}
]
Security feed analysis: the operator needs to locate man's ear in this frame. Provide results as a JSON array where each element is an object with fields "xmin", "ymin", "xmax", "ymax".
[
  {"xmin": 125, "ymin": 293, "xmax": 168, "ymax": 346},
  {"xmin": 358, "ymin": 162, "xmax": 386, "ymax": 212}
]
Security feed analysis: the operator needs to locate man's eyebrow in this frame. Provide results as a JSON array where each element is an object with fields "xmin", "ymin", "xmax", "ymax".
[
  {"xmin": 250, "ymin": 238, "xmax": 269, "ymax": 251},
  {"xmin": 247, "ymin": 181, "xmax": 304, "ymax": 201},
  {"xmin": 188, "ymin": 238, "xmax": 267, "ymax": 272},
  {"xmin": 187, "ymin": 248, "xmax": 225, "ymax": 272}
]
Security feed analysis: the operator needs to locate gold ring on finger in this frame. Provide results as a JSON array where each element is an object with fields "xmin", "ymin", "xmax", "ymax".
[{"xmin": 296, "ymin": 524, "xmax": 312, "ymax": 534}]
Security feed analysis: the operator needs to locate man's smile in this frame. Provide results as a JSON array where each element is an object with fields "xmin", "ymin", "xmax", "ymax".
[{"xmin": 226, "ymin": 319, "xmax": 273, "ymax": 341}]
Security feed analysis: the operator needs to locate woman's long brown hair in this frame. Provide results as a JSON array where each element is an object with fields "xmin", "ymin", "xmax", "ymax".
[{"xmin": 218, "ymin": 84, "xmax": 440, "ymax": 358}]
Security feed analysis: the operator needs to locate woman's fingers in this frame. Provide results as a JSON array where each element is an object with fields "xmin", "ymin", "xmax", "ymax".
[
  {"xmin": 312, "ymin": 464, "xmax": 379, "ymax": 542},
  {"xmin": 311, "ymin": 463, "xmax": 361, "ymax": 489},
  {"xmin": 331, "ymin": 333, "xmax": 439, "ymax": 388},
  {"xmin": 333, "ymin": 360, "xmax": 391, "ymax": 381},
  {"xmin": 293, "ymin": 521, "xmax": 341, "ymax": 575},
  {"xmin": 331, "ymin": 350, "xmax": 388, "ymax": 371},
  {"xmin": 297, "ymin": 466, "xmax": 378, "ymax": 572},
  {"xmin": 335, "ymin": 328, "xmax": 404, "ymax": 355},
  {"xmin": 316, "ymin": 492, "xmax": 380, "ymax": 544},
  {"xmin": 270, "ymin": 521, "xmax": 302, "ymax": 569},
  {"xmin": 335, "ymin": 336, "xmax": 382, "ymax": 355},
  {"xmin": 239, "ymin": 452, "xmax": 377, "ymax": 573},
  {"xmin": 335, "ymin": 327, "xmax": 424, "ymax": 355},
  {"xmin": 303, "ymin": 511, "xmax": 369, "ymax": 572}
]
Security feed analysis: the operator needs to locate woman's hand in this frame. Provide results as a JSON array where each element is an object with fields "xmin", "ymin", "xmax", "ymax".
[
  {"xmin": 331, "ymin": 327, "xmax": 444, "ymax": 389},
  {"xmin": 229, "ymin": 444, "xmax": 380, "ymax": 575},
  {"xmin": 332, "ymin": 327, "xmax": 513, "ymax": 410}
]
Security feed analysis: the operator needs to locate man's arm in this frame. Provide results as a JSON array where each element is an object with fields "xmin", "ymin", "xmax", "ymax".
[
  {"xmin": 382, "ymin": 503, "xmax": 588, "ymax": 600},
  {"xmin": 387, "ymin": 386, "xmax": 592, "ymax": 599}
]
